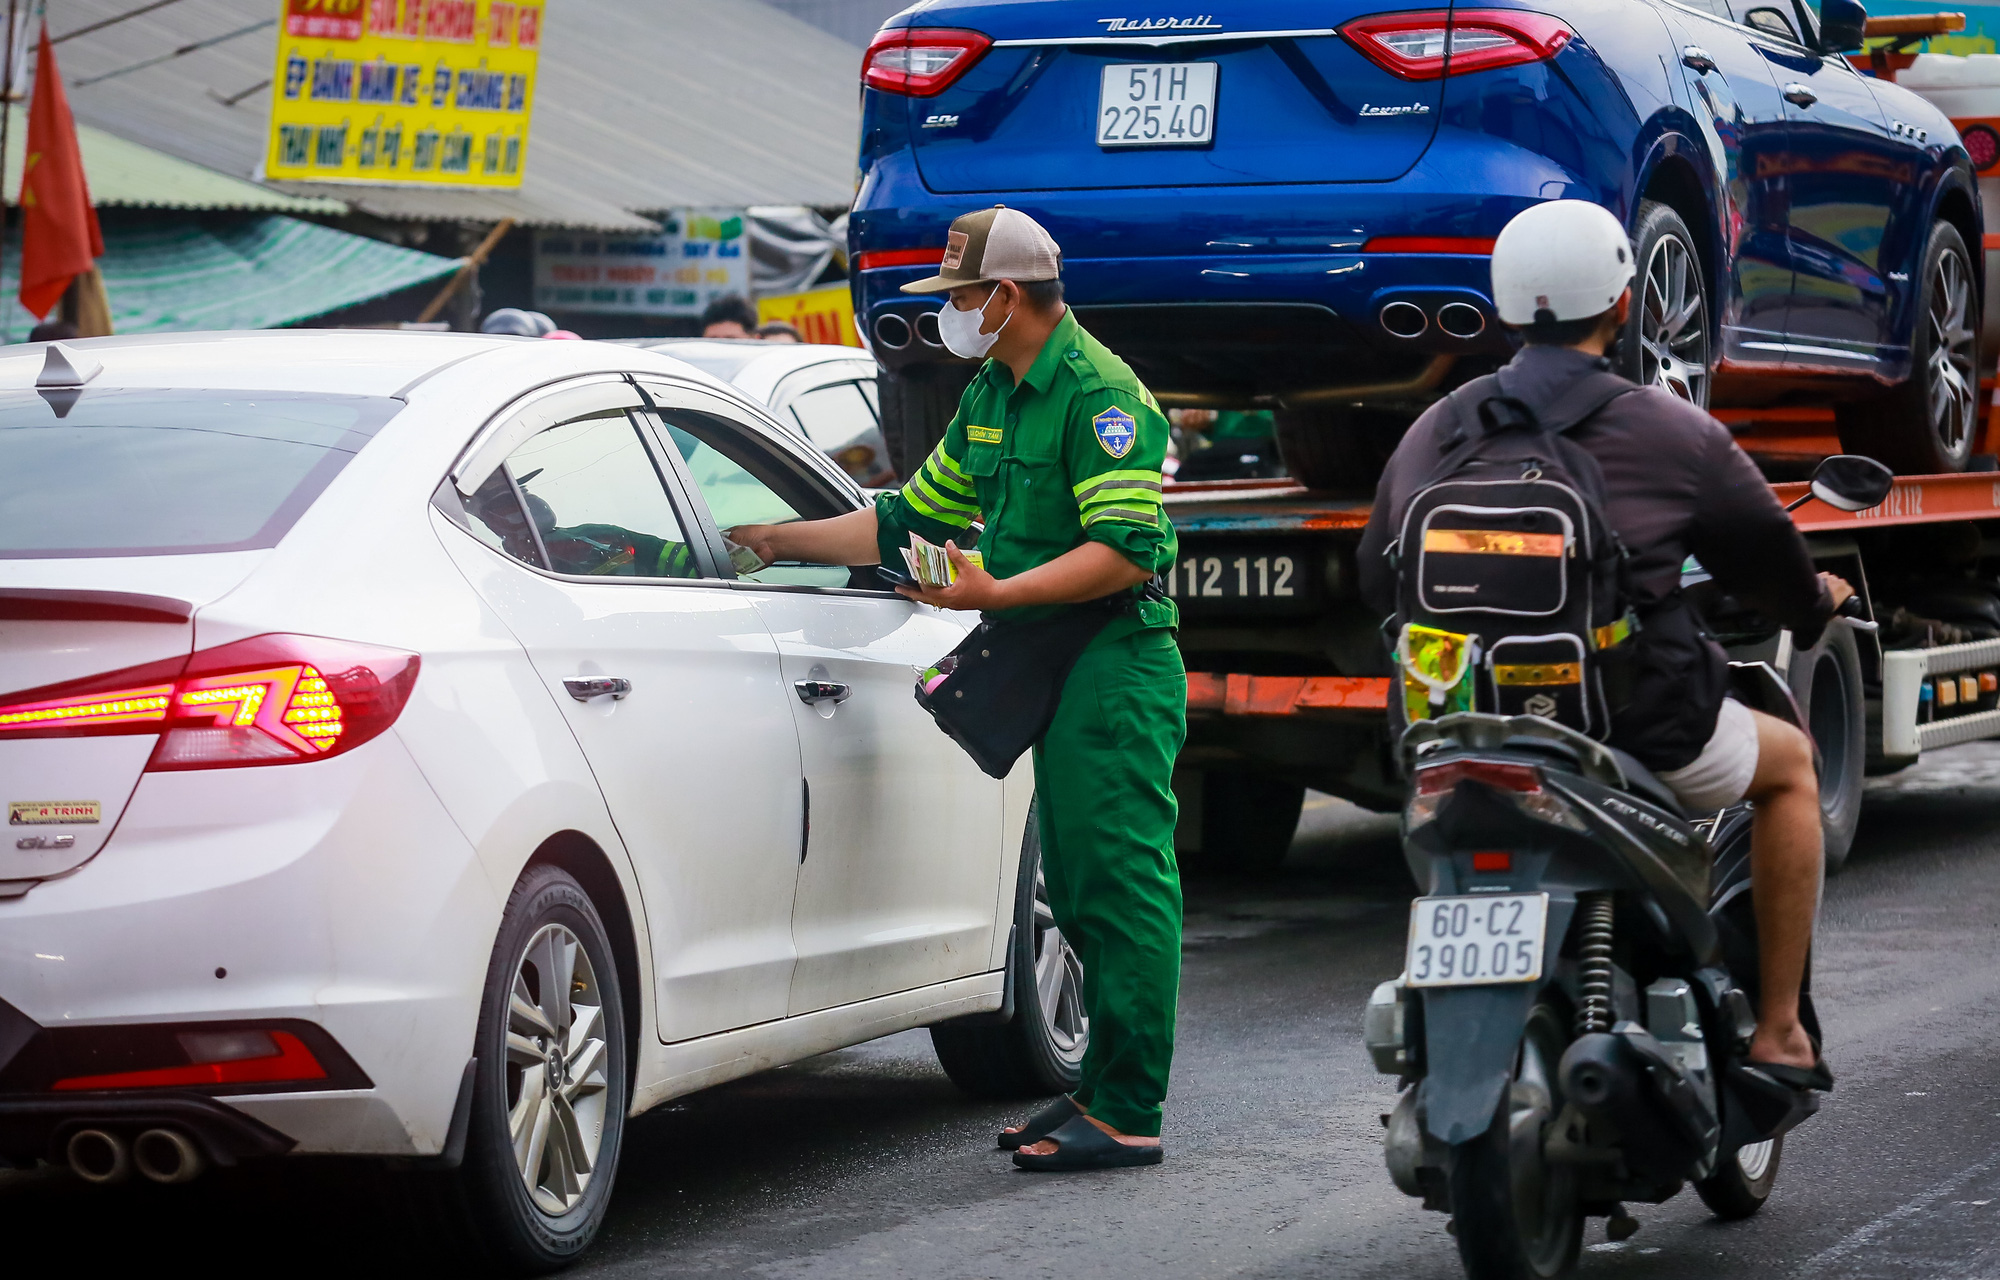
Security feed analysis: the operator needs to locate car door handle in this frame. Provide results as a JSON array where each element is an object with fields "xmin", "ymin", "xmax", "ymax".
[
  {"xmin": 1782, "ymin": 83, "xmax": 1817, "ymax": 107},
  {"xmin": 564, "ymin": 676, "xmax": 632, "ymax": 701},
  {"xmin": 794, "ymin": 679, "xmax": 851, "ymax": 705},
  {"xmin": 1681, "ymin": 46, "xmax": 1717, "ymax": 73}
]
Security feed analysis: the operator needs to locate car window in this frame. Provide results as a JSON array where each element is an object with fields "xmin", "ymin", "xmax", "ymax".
[
  {"xmin": 785, "ymin": 382, "xmax": 878, "ymax": 453},
  {"xmin": 449, "ymin": 405, "xmax": 703, "ymax": 579},
  {"xmin": 655, "ymin": 407, "xmax": 856, "ymax": 589},
  {"xmin": 0, "ymin": 390, "xmax": 399, "ymax": 558},
  {"xmin": 1737, "ymin": 2, "xmax": 1800, "ymax": 41}
]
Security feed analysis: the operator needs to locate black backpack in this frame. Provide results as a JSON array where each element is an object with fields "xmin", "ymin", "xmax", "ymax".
[{"xmin": 1387, "ymin": 367, "xmax": 1638, "ymax": 739}]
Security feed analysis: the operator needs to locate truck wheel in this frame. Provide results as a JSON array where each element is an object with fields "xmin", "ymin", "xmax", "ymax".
[
  {"xmin": 1836, "ymin": 220, "xmax": 1978, "ymax": 474},
  {"xmin": 1789, "ymin": 624, "xmax": 1864, "ymax": 873},
  {"xmin": 1616, "ymin": 201, "xmax": 1711, "ymax": 406},
  {"xmin": 878, "ymin": 362, "xmax": 977, "ymax": 481},
  {"xmin": 931, "ymin": 805, "xmax": 1088, "ymax": 1098},
  {"xmin": 1446, "ymin": 1001, "xmax": 1582, "ymax": 1280},
  {"xmin": 1200, "ymin": 773, "xmax": 1305, "ymax": 876},
  {"xmin": 1273, "ymin": 406, "xmax": 1406, "ymax": 492},
  {"xmin": 1695, "ymin": 1137, "xmax": 1782, "ymax": 1219},
  {"xmin": 414, "ymin": 864, "xmax": 629, "ymax": 1273}
]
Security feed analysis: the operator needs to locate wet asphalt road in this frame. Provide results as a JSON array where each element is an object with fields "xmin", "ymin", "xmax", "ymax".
[{"xmin": 7, "ymin": 745, "xmax": 1999, "ymax": 1278}]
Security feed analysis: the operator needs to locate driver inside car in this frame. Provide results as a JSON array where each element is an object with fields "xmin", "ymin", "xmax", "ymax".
[
  {"xmin": 467, "ymin": 471, "xmax": 700, "ymax": 578},
  {"xmin": 1358, "ymin": 200, "xmax": 1849, "ymax": 1097}
]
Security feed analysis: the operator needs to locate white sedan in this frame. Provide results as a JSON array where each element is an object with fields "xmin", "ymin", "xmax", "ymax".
[{"xmin": 0, "ymin": 333, "xmax": 1085, "ymax": 1269}]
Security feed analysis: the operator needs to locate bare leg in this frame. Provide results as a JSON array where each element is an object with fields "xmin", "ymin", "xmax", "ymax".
[{"xmin": 1741, "ymin": 708, "xmax": 1821, "ymax": 1070}]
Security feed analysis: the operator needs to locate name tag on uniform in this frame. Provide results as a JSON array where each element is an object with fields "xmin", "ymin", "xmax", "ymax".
[
  {"xmin": 966, "ymin": 424, "xmax": 1004, "ymax": 444},
  {"xmin": 1093, "ymin": 407, "xmax": 1136, "ymax": 458}
]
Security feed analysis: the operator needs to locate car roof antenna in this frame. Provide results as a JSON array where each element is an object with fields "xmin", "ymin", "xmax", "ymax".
[{"xmin": 37, "ymin": 342, "xmax": 103, "ymax": 389}]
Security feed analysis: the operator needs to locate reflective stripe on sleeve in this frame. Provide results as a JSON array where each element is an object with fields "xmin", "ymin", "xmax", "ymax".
[{"xmin": 1082, "ymin": 505, "xmax": 1159, "ymax": 527}]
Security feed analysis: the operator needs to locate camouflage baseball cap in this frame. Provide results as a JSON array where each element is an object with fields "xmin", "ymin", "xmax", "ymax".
[{"xmin": 900, "ymin": 205, "xmax": 1062, "ymax": 293}]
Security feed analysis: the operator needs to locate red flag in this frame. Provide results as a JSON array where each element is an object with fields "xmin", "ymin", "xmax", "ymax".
[{"xmin": 18, "ymin": 24, "xmax": 102, "ymax": 320}]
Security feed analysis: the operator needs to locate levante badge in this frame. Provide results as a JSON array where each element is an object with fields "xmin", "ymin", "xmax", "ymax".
[{"xmin": 1093, "ymin": 406, "xmax": 1137, "ymax": 458}]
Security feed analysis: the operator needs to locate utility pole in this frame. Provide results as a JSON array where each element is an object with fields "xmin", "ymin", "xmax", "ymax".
[{"xmin": 0, "ymin": 0, "xmax": 20, "ymax": 340}]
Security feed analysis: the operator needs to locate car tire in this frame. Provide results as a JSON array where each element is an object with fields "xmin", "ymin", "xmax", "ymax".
[
  {"xmin": 1788, "ymin": 622, "xmax": 1864, "ymax": 872},
  {"xmin": 930, "ymin": 804, "xmax": 1088, "ymax": 1098},
  {"xmin": 1273, "ymin": 405, "xmax": 1407, "ymax": 493},
  {"xmin": 416, "ymin": 864, "xmax": 629, "ymax": 1274},
  {"xmin": 1837, "ymin": 219, "xmax": 1979, "ymax": 474},
  {"xmin": 879, "ymin": 361, "xmax": 978, "ymax": 482},
  {"xmin": 1197, "ymin": 772, "xmax": 1305, "ymax": 877},
  {"xmin": 1614, "ymin": 201, "xmax": 1711, "ymax": 406}
]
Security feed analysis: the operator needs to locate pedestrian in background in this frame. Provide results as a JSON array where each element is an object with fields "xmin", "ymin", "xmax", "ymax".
[
  {"xmin": 701, "ymin": 294, "xmax": 760, "ymax": 339},
  {"xmin": 757, "ymin": 319, "xmax": 803, "ymax": 342},
  {"xmin": 729, "ymin": 206, "xmax": 1186, "ymax": 1171}
]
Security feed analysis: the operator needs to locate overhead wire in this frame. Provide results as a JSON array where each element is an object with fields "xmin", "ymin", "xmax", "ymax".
[
  {"xmin": 52, "ymin": 0, "xmax": 187, "ymax": 45},
  {"xmin": 73, "ymin": 17, "xmax": 272, "ymax": 88}
]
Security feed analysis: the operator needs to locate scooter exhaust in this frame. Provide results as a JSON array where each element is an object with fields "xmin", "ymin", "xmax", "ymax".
[
  {"xmin": 66, "ymin": 1128, "xmax": 132, "ymax": 1185},
  {"xmin": 132, "ymin": 1128, "xmax": 207, "ymax": 1185},
  {"xmin": 1559, "ymin": 1030, "xmax": 1719, "ymax": 1183}
]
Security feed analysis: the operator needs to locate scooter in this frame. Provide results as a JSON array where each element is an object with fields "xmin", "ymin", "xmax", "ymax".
[{"xmin": 1364, "ymin": 455, "xmax": 1893, "ymax": 1279}]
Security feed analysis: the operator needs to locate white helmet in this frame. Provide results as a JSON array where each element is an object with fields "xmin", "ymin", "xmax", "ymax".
[{"xmin": 1490, "ymin": 200, "xmax": 1635, "ymax": 326}]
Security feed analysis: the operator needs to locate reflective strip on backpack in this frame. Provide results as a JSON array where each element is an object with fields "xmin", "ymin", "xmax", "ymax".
[{"xmin": 1422, "ymin": 528, "xmax": 1566, "ymax": 557}]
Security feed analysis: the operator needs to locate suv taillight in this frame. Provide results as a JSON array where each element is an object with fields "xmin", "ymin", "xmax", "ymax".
[
  {"xmin": 1341, "ymin": 9, "xmax": 1573, "ymax": 81},
  {"xmin": 863, "ymin": 27, "xmax": 992, "ymax": 96},
  {"xmin": 0, "ymin": 634, "xmax": 419, "ymax": 770}
]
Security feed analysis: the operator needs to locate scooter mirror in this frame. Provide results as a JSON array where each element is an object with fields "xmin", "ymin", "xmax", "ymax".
[{"xmin": 1809, "ymin": 454, "xmax": 1894, "ymax": 512}]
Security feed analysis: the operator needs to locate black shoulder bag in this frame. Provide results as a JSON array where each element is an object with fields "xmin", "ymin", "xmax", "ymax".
[{"xmin": 913, "ymin": 588, "xmax": 1151, "ymax": 778}]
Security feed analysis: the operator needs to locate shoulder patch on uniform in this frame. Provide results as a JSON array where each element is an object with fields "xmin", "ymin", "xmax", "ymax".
[{"xmin": 1092, "ymin": 406, "xmax": 1137, "ymax": 458}]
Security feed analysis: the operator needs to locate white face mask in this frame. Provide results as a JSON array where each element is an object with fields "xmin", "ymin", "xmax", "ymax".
[{"xmin": 936, "ymin": 286, "xmax": 1011, "ymax": 359}]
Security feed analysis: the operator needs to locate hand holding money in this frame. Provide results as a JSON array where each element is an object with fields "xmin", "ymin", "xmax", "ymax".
[{"xmin": 897, "ymin": 539, "xmax": 1003, "ymax": 611}]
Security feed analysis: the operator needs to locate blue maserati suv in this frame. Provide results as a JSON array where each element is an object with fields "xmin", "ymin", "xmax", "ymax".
[{"xmin": 848, "ymin": 0, "xmax": 1981, "ymax": 483}]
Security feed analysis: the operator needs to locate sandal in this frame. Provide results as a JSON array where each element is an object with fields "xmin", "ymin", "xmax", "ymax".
[
  {"xmin": 1747, "ymin": 1057, "xmax": 1835, "ymax": 1092},
  {"xmin": 1011, "ymin": 1115, "xmax": 1164, "ymax": 1172},
  {"xmin": 997, "ymin": 1095, "xmax": 1082, "ymax": 1150}
]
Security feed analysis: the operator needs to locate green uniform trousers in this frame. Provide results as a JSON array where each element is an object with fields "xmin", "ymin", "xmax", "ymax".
[{"xmin": 1031, "ymin": 623, "xmax": 1187, "ymax": 1138}]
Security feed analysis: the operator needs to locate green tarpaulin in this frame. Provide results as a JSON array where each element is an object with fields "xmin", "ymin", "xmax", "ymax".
[{"xmin": 0, "ymin": 214, "xmax": 461, "ymax": 341}]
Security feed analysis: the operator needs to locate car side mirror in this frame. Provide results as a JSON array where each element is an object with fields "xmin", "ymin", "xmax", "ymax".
[
  {"xmin": 1817, "ymin": 0, "xmax": 1867, "ymax": 53},
  {"xmin": 1810, "ymin": 453, "xmax": 1894, "ymax": 511}
]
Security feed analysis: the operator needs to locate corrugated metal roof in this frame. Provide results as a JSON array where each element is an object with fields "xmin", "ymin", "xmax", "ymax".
[
  {"xmin": 0, "ymin": 104, "xmax": 345, "ymax": 213},
  {"xmin": 0, "ymin": 214, "xmax": 461, "ymax": 340},
  {"xmin": 48, "ymin": 0, "xmax": 862, "ymax": 229}
]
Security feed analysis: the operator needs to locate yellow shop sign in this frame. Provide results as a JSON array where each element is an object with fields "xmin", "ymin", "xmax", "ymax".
[{"xmin": 264, "ymin": 0, "xmax": 542, "ymax": 188}]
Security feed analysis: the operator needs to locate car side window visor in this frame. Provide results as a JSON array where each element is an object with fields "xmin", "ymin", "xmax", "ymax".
[{"xmin": 450, "ymin": 378, "xmax": 644, "ymax": 498}]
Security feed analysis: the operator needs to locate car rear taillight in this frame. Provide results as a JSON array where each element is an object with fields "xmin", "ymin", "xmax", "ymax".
[
  {"xmin": 52, "ymin": 1030, "xmax": 327, "ymax": 1091},
  {"xmin": 863, "ymin": 27, "xmax": 992, "ymax": 96},
  {"xmin": 0, "ymin": 634, "xmax": 418, "ymax": 769},
  {"xmin": 855, "ymin": 247, "xmax": 947, "ymax": 272},
  {"xmin": 1415, "ymin": 759, "xmax": 1544, "ymax": 795},
  {"xmin": 1341, "ymin": 9, "xmax": 1573, "ymax": 81}
]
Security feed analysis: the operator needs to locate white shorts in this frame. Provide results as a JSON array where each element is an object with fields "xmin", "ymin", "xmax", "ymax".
[{"xmin": 1656, "ymin": 697, "xmax": 1761, "ymax": 814}]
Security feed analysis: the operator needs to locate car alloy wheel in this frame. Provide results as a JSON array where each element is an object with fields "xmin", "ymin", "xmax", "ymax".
[
  {"xmin": 506, "ymin": 922, "xmax": 612, "ymax": 1216},
  {"xmin": 1639, "ymin": 230, "xmax": 1710, "ymax": 406},
  {"xmin": 1924, "ymin": 242, "xmax": 1977, "ymax": 460},
  {"xmin": 1031, "ymin": 863, "xmax": 1088, "ymax": 1062}
]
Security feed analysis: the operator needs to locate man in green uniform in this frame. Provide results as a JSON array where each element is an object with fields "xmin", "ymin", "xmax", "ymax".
[{"xmin": 729, "ymin": 206, "xmax": 1186, "ymax": 1171}]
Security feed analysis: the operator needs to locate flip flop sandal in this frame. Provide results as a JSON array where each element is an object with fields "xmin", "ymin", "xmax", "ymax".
[
  {"xmin": 997, "ymin": 1095, "xmax": 1082, "ymax": 1150},
  {"xmin": 1748, "ymin": 1057, "xmax": 1835, "ymax": 1092},
  {"xmin": 1011, "ymin": 1115, "xmax": 1164, "ymax": 1172}
]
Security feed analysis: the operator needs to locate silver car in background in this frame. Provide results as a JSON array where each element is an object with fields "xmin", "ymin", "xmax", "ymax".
[{"xmin": 623, "ymin": 339, "xmax": 891, "ymax": 487}]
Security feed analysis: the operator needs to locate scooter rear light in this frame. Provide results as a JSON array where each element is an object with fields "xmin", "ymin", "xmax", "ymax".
[
  {"xmin": 1415, "ymin": 759, "xmax": 1544, "ymax": 795},
  {"xmin": 862, "ymin": 27, "xmax": 992, "ymax": 96},
  {"xmin": 51, "ymin": 1030, "xmax": 327, "ymax": 1091},
  {"xmin": 1341, "ymin": 9, "xmax": 1573, "ymax": 81},
  {"xmin": 0, "ymin": 634, "xmax": 419, "ymax": 768},
  {"xmin": 1472, "ymin": 851, "xmax": 1513, "ymax": 872}
]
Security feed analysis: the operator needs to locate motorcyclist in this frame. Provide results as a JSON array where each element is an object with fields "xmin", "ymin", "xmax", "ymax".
[{"xmin": 1358, "ymin": 200, "xmax": 1848, "ymax": 1093}]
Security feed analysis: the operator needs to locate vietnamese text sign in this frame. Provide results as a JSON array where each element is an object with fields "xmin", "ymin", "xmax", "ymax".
[
  {"xmin": 534, "ymin": 213, "xmax": 749, "ymax": 317},
  {"xmin": 265, "ymin": 0, "xmax": 541, "ymax": 188},
  {"xmin": 759, "ymin": 284, "xmax": 860, "ymax": 347}
]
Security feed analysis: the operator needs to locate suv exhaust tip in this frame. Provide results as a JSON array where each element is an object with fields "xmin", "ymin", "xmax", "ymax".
[
  {"xmin": 872, "ymin": 312, "xmax": 912, "ymax": 349},
  {"xmin": 133, "ymin": 1128, "xmax": 207, "ymax": 1184},
  {"xmin": 1379, "ymin": 301, "xmax": 1429, "ymax": 339},
  {"xmin": 1437, "ymin": 302, "xmax": 1487, "ymax": 339},
  {"xmin": 66, "ymin": 1128, "xmax": 131, "ymax": 1184}
]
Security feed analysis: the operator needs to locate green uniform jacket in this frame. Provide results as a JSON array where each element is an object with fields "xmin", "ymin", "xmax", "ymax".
[{"xmin": 875, "ymin": 309, "xmax": 1179, "ymax": 638}]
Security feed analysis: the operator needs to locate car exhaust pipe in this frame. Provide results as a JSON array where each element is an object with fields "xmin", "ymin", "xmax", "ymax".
[
  {"xmin": 133, "ymin": 1128, "xmax": 207, "ymax": 1185},
  {"xmin": 1436, "ymin": 302, "xmax": 1487, "ymax": 339},
  {"xmin": 66, "ymin": 1128, "xmax": 132, "ymax": 1185},
  {"xmin": 1378, "ymin": 300, "xmax": 1428, "ymax": 339}
]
